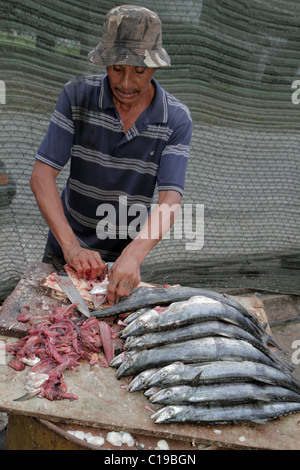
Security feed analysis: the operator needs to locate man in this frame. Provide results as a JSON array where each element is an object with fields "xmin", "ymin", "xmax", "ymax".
[{"xmin": 30, "ymin": 5, "xmax": 193, "ymax": 304}]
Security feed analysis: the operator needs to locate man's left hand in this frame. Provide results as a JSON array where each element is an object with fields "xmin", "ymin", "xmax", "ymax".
[{"xmin": 106, "ymin": 253, "xmax": 141, "ymax": 304}]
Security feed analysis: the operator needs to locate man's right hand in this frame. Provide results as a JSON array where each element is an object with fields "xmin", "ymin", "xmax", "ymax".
[{"xmin": 62, "ymin": 244, "xmax": 106, "ymax": 279}]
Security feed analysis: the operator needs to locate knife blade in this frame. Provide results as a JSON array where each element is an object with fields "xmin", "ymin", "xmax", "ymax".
[{"xmin": 53, "ymin": 274, "xmax": 90, "ymax": 318}]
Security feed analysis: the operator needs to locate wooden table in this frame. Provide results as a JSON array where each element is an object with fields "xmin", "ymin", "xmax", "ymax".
[{"xmin": 1, "ymin": 262, "xmax": 300, "ymax": 450}]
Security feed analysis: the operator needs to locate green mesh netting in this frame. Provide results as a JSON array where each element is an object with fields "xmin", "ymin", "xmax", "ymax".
[{"xmin": 0, "ymin": 0, "xmax": 299, "ymax": 300}]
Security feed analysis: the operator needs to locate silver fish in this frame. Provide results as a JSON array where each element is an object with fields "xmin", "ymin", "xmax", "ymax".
[
  {"xmin": 126, "ymin": 368, "xmax": 158, "ymax": 392},
  {"xmin": 151, "ymin": 402, "xmax": 300, "ymax": 425},
  {"xmin": 116, "ymin": 337, "xmax": 286, "ymax": 378},
  {"xmin": 124, "ymin": 320, "xmax": 271, "ymax": 355},
  {"xmin": 146, "ymin": 361, "xmax": 300, "ymax": 394},
  {"xmin": 119, "ymin": 296, "xmax": 266, "ymax": 342},
  {"xmin": 91, "ymin": 286, "xmax": 258, "ymax": 322},
  {"xmin": 150, "ymin": 382, "xmax": 300, "ymax": 406},
  {"xmin": 109, "ymin": 352, "xmax": 127, "ymax": 368},
  {"xmin": 124, "ymin": 308, "xmax": 151, "ymax": 325},
  {"xmin": 124, "ymin": 319, "xmax": 292, "ymax": 373},
  {"xmin": 144, "ymin": 387, "xmax": 161, "ymax": 397}
]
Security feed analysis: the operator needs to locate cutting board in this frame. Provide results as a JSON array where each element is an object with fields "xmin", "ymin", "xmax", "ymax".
[{"xmin": 1, "ymin": 262, "xmax": 299, "ymax": 450}]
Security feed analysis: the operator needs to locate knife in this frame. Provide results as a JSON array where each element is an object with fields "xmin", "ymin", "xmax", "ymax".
[{"xmin": 53, "ymin": 274, "xmax": 90, "ymax": 318}]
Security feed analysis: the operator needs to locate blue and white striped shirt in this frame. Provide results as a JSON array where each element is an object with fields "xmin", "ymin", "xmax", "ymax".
[{"xmin": 36, "ymin": 74, "xmax": 193, "ymax": 260}]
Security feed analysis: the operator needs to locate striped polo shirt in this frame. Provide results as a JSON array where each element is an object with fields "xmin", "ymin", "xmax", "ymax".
[{"xmin": 36, "ymin": 74, "xmax": 193, "ymax": 261}]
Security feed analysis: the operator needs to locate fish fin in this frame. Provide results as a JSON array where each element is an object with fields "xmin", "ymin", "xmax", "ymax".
[
  {"xmin": 251, "ymin": 418, "xmax": 269, "ymax": 424},
  {"xmin": 255, "ymin": 395, "xmax": 271, "ymax": 402},
  {"xmin": 253, "ymin": 377, "xmax": 273, "ymax": 385},
  {"xmin": 13, "ymin": 390, "xmax": 40, "ymax": 401},
  {"xmin": 191, "ymin": 371, "xmax": 203, "ymax": 386},
  {"xmin": 223, "ymin": 317, "xmax": 240, "ymax": 327}
]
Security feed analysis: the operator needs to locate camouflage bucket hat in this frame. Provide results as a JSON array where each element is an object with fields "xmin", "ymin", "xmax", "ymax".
[{"xmin": 88, "ymin": 5, "xmax": 171, "ymax": 68}]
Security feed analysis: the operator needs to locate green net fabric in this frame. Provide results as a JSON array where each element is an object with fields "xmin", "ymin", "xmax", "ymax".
[{"xmin": 0, "ymin": 0, "xmax": 299, "ymax": 300}]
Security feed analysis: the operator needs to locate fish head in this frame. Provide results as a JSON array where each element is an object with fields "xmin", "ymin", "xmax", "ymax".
[
  {"xmin": 146, "ymin": 362, "xmax": 185, "ymax": 387},
  {"xmin": 150, "ymin": 386, "xmax": 180, "ymax": 404},
  {"xmin": 119, "ymin": 309, "xmax": 160, "ymax": 338},
  {"xmin": 127, "ymin": 368, "xmax": 158, "ymax": 392},
  {"xmin": 151, "ymin": 405, "xmax": 183, "ymax": 424},
  {"xmin": 116, "ymin": 351, "xmax": 139, "ymax": 378}
]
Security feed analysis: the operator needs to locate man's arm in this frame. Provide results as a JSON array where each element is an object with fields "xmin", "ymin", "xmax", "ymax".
[
  {"xmin": 30, "ymin": 160, "xmax": 105, "ymax": 278},
  {"xmin": 106, "ymin": 190, "xmax": 182, "ymax": 304}
]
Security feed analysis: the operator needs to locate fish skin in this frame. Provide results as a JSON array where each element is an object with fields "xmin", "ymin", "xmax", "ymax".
[
  {"xmin": 150, "ymin": 382, "xmax": 300, "ymax": 406},
  {"xmin": 151, "ymin": 402, "xmax": 300, "ymax": 425},
  {"xmin": 120, "ymin": 296, "xmax": 264, "ymax": 341},
  {"xmin": 116, "ymin": 337, "xmax": 285, "ymax": 378},
  {"xmin": 146, "ymin": 361, "xmax": 300, "ymax": 394},
  {"xmin": 91, "ymin": 286, "xmax": 256, "ymax": 321}
]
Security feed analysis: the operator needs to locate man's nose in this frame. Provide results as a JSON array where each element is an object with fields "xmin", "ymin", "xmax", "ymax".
[{"xmin": 120, "ymin": 70, "xmax": 133, "ymax": 89}]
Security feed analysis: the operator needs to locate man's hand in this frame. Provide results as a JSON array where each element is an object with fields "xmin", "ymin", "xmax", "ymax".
[
  {"xmin": 63, "ymin": 244, "xmax": 106, "ymax": 279},
  {"xmin": 106, "ymin": 251, "xmax": 141, "ymax": 304}
]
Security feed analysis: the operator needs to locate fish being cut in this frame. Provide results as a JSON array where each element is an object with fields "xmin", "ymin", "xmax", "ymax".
[
  {"xmin": 151, "ymin": 402, "xmax": 300, "ymax": 425},
  {"xmin": 91, "ymin": 286, "xmax": 258, "ymax": 321}
]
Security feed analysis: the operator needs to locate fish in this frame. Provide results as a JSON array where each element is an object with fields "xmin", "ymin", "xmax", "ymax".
[
  {"xmin": 119, "ymin": 296, "xmax": 275, "ymax": 347},
  {"xmin": 146, "ymin": 361, "xmax": 300, "ymax": 394},
  {"xmin": 151, "ymin": 401, "xmax": 300, "ymax": 425},
  {"xmin": 126, "ymin": 368, "xmax": 159, "ymax": 392},
  {"xmin": 116, "ymin": 337, "xmax": 287, "ymax": 378},
  {"xmin": 123, "ymin": 319, "xmax": 292, "ymax": 373},
  {"xmin": 90, "ymin": 286, "xmax": 258, "ymax": 322},
  {"xmin": 150, "ymin": 382, "xmax": 300, "ymax": 406},
  {"xmin": 124, "ymin": 320, "xmax": 273, "ymax": 356},
  {"xmin": 124, "ymin": 308, "xmax": 150, "ymax": 325},
  {"xmin": 109, "ymin": 352, "xmax": 127, "ymax": 368}
]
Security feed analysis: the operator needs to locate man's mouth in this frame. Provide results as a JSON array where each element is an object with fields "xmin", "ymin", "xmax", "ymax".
[{"xmin": 116, "ymin": 88, "xmax": 138, "ymax": 99}]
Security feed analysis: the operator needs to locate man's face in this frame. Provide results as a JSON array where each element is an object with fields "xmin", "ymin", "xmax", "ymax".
[{"xmin": 106, "ymin": 65, "xmax": 155, "ymax": 107}]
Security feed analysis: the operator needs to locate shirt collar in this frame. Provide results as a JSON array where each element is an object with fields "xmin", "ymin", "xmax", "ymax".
[{"xmin": 98, "ymin": 74, "xmax": 168, "ymax": 124}]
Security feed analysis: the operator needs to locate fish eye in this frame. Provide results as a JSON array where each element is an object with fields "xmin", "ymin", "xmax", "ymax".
[
  {"xmin": 166, "ymin": 390, "xmax": 172, "ymax": 396},
  {"xmin": 161, "ymin": 371, "xmax": 167, "ymax": 377},
  {"xmin": 167, "ymin": 409, "xmax": 174, "ymax": 417}
]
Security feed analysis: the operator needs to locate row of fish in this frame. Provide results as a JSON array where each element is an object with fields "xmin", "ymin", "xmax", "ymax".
[{"xmin": 108, "ymin": 290, "xmax": 300, "ymax": 425}]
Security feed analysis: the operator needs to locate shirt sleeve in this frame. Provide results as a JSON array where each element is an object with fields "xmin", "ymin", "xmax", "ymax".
[
  {"xmin": 156, "ymin": 113, "xmax": 193, "ymax": 195},
  {"xmin": 35, "ymin": 85, "xmax": 74, "ymax": 171}
]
